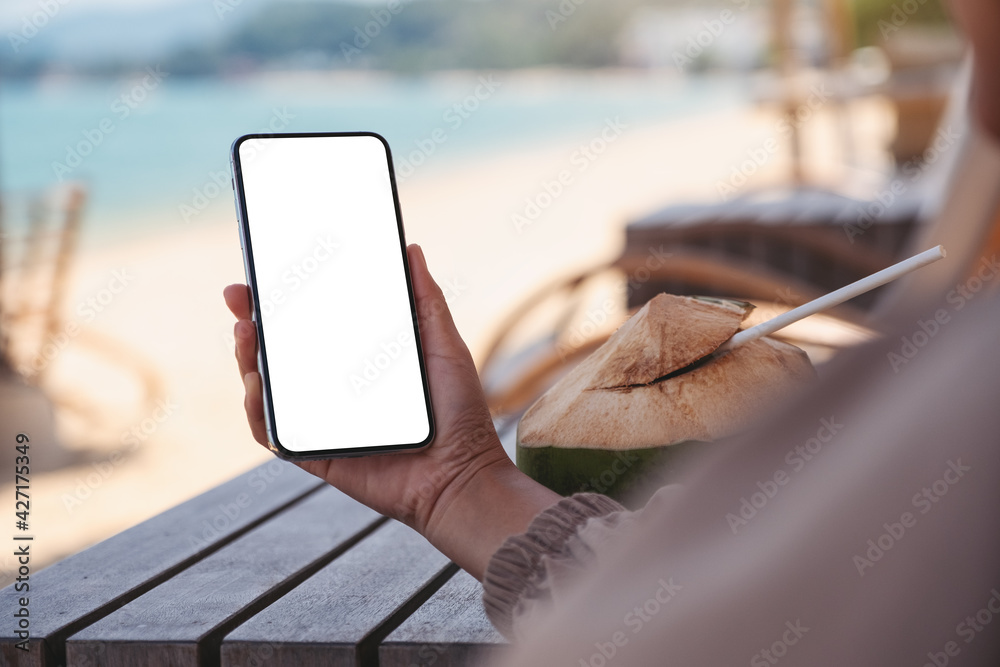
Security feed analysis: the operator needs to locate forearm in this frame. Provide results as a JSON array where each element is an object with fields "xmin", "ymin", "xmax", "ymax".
[{"xmin": 424, "ymin": 457, "xmax": 562, "ymax": 581}]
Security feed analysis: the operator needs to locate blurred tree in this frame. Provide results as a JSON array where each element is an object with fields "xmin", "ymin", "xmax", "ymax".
[{"xmin": 173, "ymin": 0, "xmax": 655, "ymax": 73}]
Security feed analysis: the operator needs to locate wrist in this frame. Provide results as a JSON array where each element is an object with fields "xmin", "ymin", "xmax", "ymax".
[
  {"xmin": 423, "ymin": 453, "xmax": 562, "ymax": 580},
  {"xmin": 419, "ymin": 446, "xmax": 512, "ymax": 538}
]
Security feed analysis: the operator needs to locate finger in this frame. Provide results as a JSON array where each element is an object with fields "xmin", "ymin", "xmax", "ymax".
[
  {"xmin": 243, "ymin": 371, "xmax": 268, "ymax": 446},
  {"xmin": 223, "ymin": 284, "xmax": 253, "ymax": 320},
  {"xmin": 406, "ymin": 244, "xmax": 472, "ymax": 362},
  {"xmin": 234, "ymin": 320, "xmax": 258, "ymax": 380}
]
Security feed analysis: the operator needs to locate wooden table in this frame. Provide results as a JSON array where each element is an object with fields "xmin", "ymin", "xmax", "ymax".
[{"xmin": 0, "ymin": 461, "xmax": 506, "ymax": 666}]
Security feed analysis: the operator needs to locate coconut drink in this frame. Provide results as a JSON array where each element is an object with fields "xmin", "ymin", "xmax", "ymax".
[{"xmin": 516, "ymin": 293, "xmax": 816, "ymax": 505}]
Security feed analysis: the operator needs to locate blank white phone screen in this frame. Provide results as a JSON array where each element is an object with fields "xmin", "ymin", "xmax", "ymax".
[{"xmin": 238, "ymin": 134, "xmax": 430, "ymax": 453}]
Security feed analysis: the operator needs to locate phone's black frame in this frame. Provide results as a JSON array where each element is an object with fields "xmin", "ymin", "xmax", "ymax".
[{"xmin": 230, "ymin": 131, "xmax": 435, "ymax": 460}]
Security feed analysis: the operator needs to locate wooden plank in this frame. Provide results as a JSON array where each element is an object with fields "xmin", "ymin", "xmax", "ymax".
[
  {"xmin": 221, "ymin": 520, "xmax": 453, "ymax": 667},
  {"xmin": 65, "ymin": 485, "xmax": 381, "ymax": 667},
  {"xmin": 379, "ymin": 570, "xmax": 508, "ymax": 667},
  {"xmin": 0, "ymin": 460, "xmax": 323, "ymax": 667}
]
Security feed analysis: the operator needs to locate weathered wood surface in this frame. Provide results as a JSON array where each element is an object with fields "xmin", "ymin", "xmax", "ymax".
[
  {"xmin": 221, "ymin": 520, "xmax": 453, "ymax": 667},
  {"xmin": 65, "ymin": 485, "xmax": 381, "ymax": 667},
  {"xmin": 380, "ymin": 570, "xmax": 508, "ymax": 667},
  {"xmin": 0, "ymin": 460, "xmax": 322, "ymax": 667},
  {"xmin": 1, "ymin": 458, "xmax": 511, "ymax": 666}
]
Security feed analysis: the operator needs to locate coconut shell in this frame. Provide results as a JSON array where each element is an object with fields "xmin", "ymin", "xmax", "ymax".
[{"xmin": 517, "ymin": 294, "xmax": 815, "ymax": 451}]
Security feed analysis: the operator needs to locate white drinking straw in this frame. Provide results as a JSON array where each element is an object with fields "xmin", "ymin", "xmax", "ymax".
[{"xmin": 716, "ymin": 245, "xmax": 947, "ymax": 353}]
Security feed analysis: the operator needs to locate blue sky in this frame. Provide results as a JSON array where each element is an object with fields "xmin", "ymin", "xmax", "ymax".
[
  {"xmin": 1, "ymin": 0, "xmax": 175, "ymax": 26},
  {"xmin": 0, "ymin": 0, "xmax": 388, "ymax": 62},
  {"xmin": 0, "ymin": 0, "xmax": 379, "ymax": 26},
  {"xmin": 2, "ymin": 0, "xmax": 247, "ymax": 64}
]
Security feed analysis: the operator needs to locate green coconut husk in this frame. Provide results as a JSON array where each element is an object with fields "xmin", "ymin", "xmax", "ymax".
[
  {"xmin": 516, "ymin": 438, "xmax": 706, "ymax": 502},
  {"xmin": 516, "ymin": 294, "xmax": 815, "ymax": 505}
]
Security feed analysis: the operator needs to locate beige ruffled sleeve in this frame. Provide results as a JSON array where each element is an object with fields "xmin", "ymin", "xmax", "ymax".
[{"xmin": 481, "ymin": 492, "xmax": 631, "ymax": 639}]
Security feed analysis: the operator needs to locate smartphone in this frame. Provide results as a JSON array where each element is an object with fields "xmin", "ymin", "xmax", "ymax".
[{"xmin": 230, "ymin": 132, "xmax": 433, "ymax": 459}]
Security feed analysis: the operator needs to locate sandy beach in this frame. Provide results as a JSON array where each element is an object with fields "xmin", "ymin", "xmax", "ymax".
[{"xmin": 0, "ymin": 95, "xmax": 893, "ymax": 585}]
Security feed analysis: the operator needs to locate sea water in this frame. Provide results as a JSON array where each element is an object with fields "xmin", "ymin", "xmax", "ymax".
[{"xmin": 0, "ymin": 71, "xmax": 741, "ymax": 246}]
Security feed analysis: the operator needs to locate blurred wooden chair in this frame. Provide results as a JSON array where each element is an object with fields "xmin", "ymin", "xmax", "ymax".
[
  {"xmin": 0, "ymin": 184, "xmax": 167, "ymax": 464},
  {"xmin": 0, "ymin": 185, "xmax": 86, "ymax": 472},
  {"xmin": 0, "ymin": 185, "xmax": 86, "ymax": 383}
]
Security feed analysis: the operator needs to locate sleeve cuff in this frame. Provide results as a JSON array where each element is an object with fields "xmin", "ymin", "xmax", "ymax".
[{"xmin": 482, "ymin": 492, "xmax": 625, "ymax": 638}]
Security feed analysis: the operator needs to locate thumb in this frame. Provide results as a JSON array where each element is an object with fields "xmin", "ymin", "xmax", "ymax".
[{"xmin": 406, "ymin": 244, "xmax": 472, "ymax": 362}]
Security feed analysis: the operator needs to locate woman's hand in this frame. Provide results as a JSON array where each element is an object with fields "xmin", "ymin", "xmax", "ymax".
[{"xmin": 224, "ymin": 244, "xmax": 559, "ymax": 578}]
